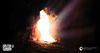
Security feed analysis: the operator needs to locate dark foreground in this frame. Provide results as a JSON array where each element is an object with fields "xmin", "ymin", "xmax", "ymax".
[
  {"xmin": 10, "ymin": 42, "xmax": 81, "ymax": 53},
  {"xmin": 3, "ymin": 38, "xmax": 97, "ymax": 53}
]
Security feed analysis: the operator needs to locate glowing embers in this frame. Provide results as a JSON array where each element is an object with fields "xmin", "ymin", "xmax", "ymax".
[{"xmin": 37, "ymin": 10, "xmax": 55, "ymax": 43}]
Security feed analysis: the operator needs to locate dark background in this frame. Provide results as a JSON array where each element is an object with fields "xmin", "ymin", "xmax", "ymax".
[
  {"xmin": 2, "ymin": 0, "xmax": 99, "ymax": 53},
  {"xmin": 3, "ymin": 0, "xmax": 48, "ymax": 43}
]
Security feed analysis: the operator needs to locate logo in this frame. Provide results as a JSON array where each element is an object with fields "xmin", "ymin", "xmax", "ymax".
[
  {"xmin": 79, "ymin": 46, "xmax": 97, "ymax": 51},
  {"xmin": 2, "ymin": 44, "xmax": 14, "ymax": 51},
  {"xmin": 79, "ymin": 46, "xmax": 83, "ymax": 51}
]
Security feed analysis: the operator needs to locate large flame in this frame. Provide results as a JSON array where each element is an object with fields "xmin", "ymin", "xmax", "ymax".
[{"xmin": 37, "ymin": 10, "xmax": 55, "ymax": 43}]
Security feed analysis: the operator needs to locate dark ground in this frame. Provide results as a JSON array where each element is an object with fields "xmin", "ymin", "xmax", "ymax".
[{"xmin": 2, "ymin": 0, "xmax": 99, "ymax": 53}]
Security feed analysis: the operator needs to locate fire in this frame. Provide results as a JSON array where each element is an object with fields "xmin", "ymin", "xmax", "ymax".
[{"xmin": 37, "ymin": 10, "xmax": 55, "ymax": 43}]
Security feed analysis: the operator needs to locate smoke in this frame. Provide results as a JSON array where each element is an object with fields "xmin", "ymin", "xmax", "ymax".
[
  {"xmin": 49, "ymin": 0, "xmax": 96, "ymax": 44},
  {"xmin": 49, "ymin": 0, "xmax": 79, "ymax": 39}
]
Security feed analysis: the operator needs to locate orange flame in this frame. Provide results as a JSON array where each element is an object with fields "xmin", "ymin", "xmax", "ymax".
[{"xmin": 37, "ymin": 10, "xmax": 55, "ymax": 43}]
